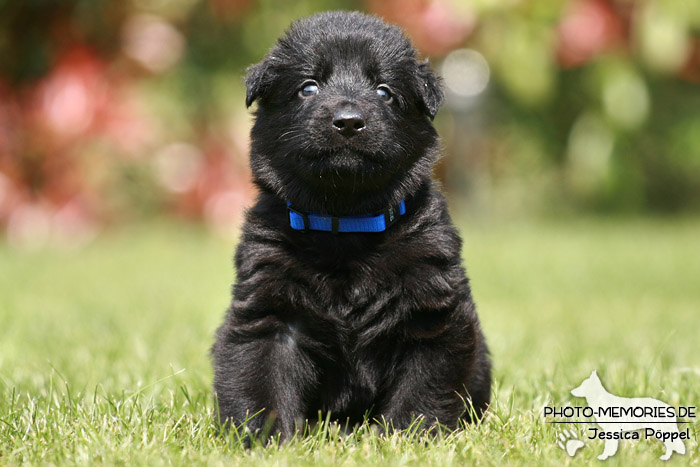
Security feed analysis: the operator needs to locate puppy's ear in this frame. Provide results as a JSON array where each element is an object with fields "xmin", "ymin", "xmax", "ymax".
[
  {"xmin": 245, "ymin": 60, "xmax": 273, "ymax": 108},
  {"xmin": 415, "ymin": 60, "xmax": 444, "ymax": 120}
]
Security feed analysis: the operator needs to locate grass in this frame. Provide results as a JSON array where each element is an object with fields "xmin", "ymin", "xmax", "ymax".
[{"xmin": 1, "ymin": 216, "xmax": 699, "ymax": 465}]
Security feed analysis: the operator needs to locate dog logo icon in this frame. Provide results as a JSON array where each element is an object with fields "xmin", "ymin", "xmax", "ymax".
[{"xmin": 570, "ymin": 370, "xmax": 687, "ymax": 461}]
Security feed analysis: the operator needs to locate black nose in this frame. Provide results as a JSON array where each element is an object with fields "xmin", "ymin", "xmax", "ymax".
[{"xmin": 332, "ymin": 109, "xmax": 365, "ymax": 137}]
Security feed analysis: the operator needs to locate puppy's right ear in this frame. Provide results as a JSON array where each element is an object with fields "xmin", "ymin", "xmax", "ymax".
[{"xmin": 245, "ymin": 60, "xmax": 273, "ymax": 108}]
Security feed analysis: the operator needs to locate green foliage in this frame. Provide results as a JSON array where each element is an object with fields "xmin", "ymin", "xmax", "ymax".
[{"xmin": 2, "ymin": 0, "xmax": 699, "ymax": 231}]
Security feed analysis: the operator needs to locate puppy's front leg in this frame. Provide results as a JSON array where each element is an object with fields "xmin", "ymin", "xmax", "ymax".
[
  {"xmin": 213, "ymin": 318, "xmax": 318, "ymax": 440},
  {"xmin": 374, "ymin": 345, "xmax": 468, "ymax": 430}
]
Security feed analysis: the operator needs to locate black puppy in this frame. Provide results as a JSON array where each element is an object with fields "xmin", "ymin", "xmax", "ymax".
[{"xmin": 213, "ymin": 11, "xmax": 490, "ymax": 438}]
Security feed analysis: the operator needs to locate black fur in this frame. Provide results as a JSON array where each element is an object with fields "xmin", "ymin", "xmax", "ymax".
[{"xmin": 213, "ymin": 11, "xmax": 491, "ymax": 438}]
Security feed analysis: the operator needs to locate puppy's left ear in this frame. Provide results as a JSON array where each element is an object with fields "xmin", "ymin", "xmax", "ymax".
[
  {"xmin": 245, "ymin": 59, "xmax": 273, "ymax": 108},
  {"xmin": 415, "ymin": 59, "xmax": 444, "ymax": 120}
]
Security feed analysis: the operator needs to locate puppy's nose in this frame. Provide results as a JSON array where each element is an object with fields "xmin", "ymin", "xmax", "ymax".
[{"xmin": 332, "ymin": 109, "xmax": 365, "ymax": 137}]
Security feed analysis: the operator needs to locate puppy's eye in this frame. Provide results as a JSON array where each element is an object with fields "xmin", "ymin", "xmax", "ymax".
[
  {"xmin": 299, "ymin": 81, "xmax": 319, "ymax": 97},
  {"xmin": 377, "ymin": 85, "xmax": 393, "ymax": 102}
]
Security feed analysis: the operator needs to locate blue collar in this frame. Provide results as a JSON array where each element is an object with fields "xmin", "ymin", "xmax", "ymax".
[{"xmin": 287, "ymin": 199, "xmax": 406, "ymax": 233}]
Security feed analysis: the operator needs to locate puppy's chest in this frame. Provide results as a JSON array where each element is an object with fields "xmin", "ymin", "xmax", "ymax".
[
  {"xmin": 289, "ymin": 238, "xmax": 404, "ymax": 316},
  {"xmin": 313, "ymin": 264, "xmax": 398, "ymax": 318}
]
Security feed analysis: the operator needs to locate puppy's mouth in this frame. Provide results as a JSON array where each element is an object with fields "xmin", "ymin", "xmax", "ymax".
[
  {"xmin": 297, "ymin": 145, "xmax": 388, "ymax": 184},
  {"xmin": 309, "ymin": 144, "xmax": 382, "ymax": 163}
]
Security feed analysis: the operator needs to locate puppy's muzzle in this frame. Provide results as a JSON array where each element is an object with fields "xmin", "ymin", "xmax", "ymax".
[{"xmin": 332, "ymin": 107, "xmax": 365, "ymax": 138}]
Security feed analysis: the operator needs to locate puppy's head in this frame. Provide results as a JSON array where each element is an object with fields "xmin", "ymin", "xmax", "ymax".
[{"xmin": 246, "ymin": 11, "xmax": 444, "ymax": 215}]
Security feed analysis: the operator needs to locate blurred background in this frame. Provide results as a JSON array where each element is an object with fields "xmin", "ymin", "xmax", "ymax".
[{"xmin": 1, "ymin": 0, "xmax": 699, "ymax": 249}]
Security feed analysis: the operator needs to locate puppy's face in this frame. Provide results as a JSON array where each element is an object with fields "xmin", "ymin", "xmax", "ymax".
[{"xmin": 246, "ymin": 12, "xmax": 444, "ymax": 215}]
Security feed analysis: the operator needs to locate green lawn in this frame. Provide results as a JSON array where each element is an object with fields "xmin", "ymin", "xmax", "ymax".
[{"xmin": 1, "ymin": 217, "xmax": 699, "ymax": 465}]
